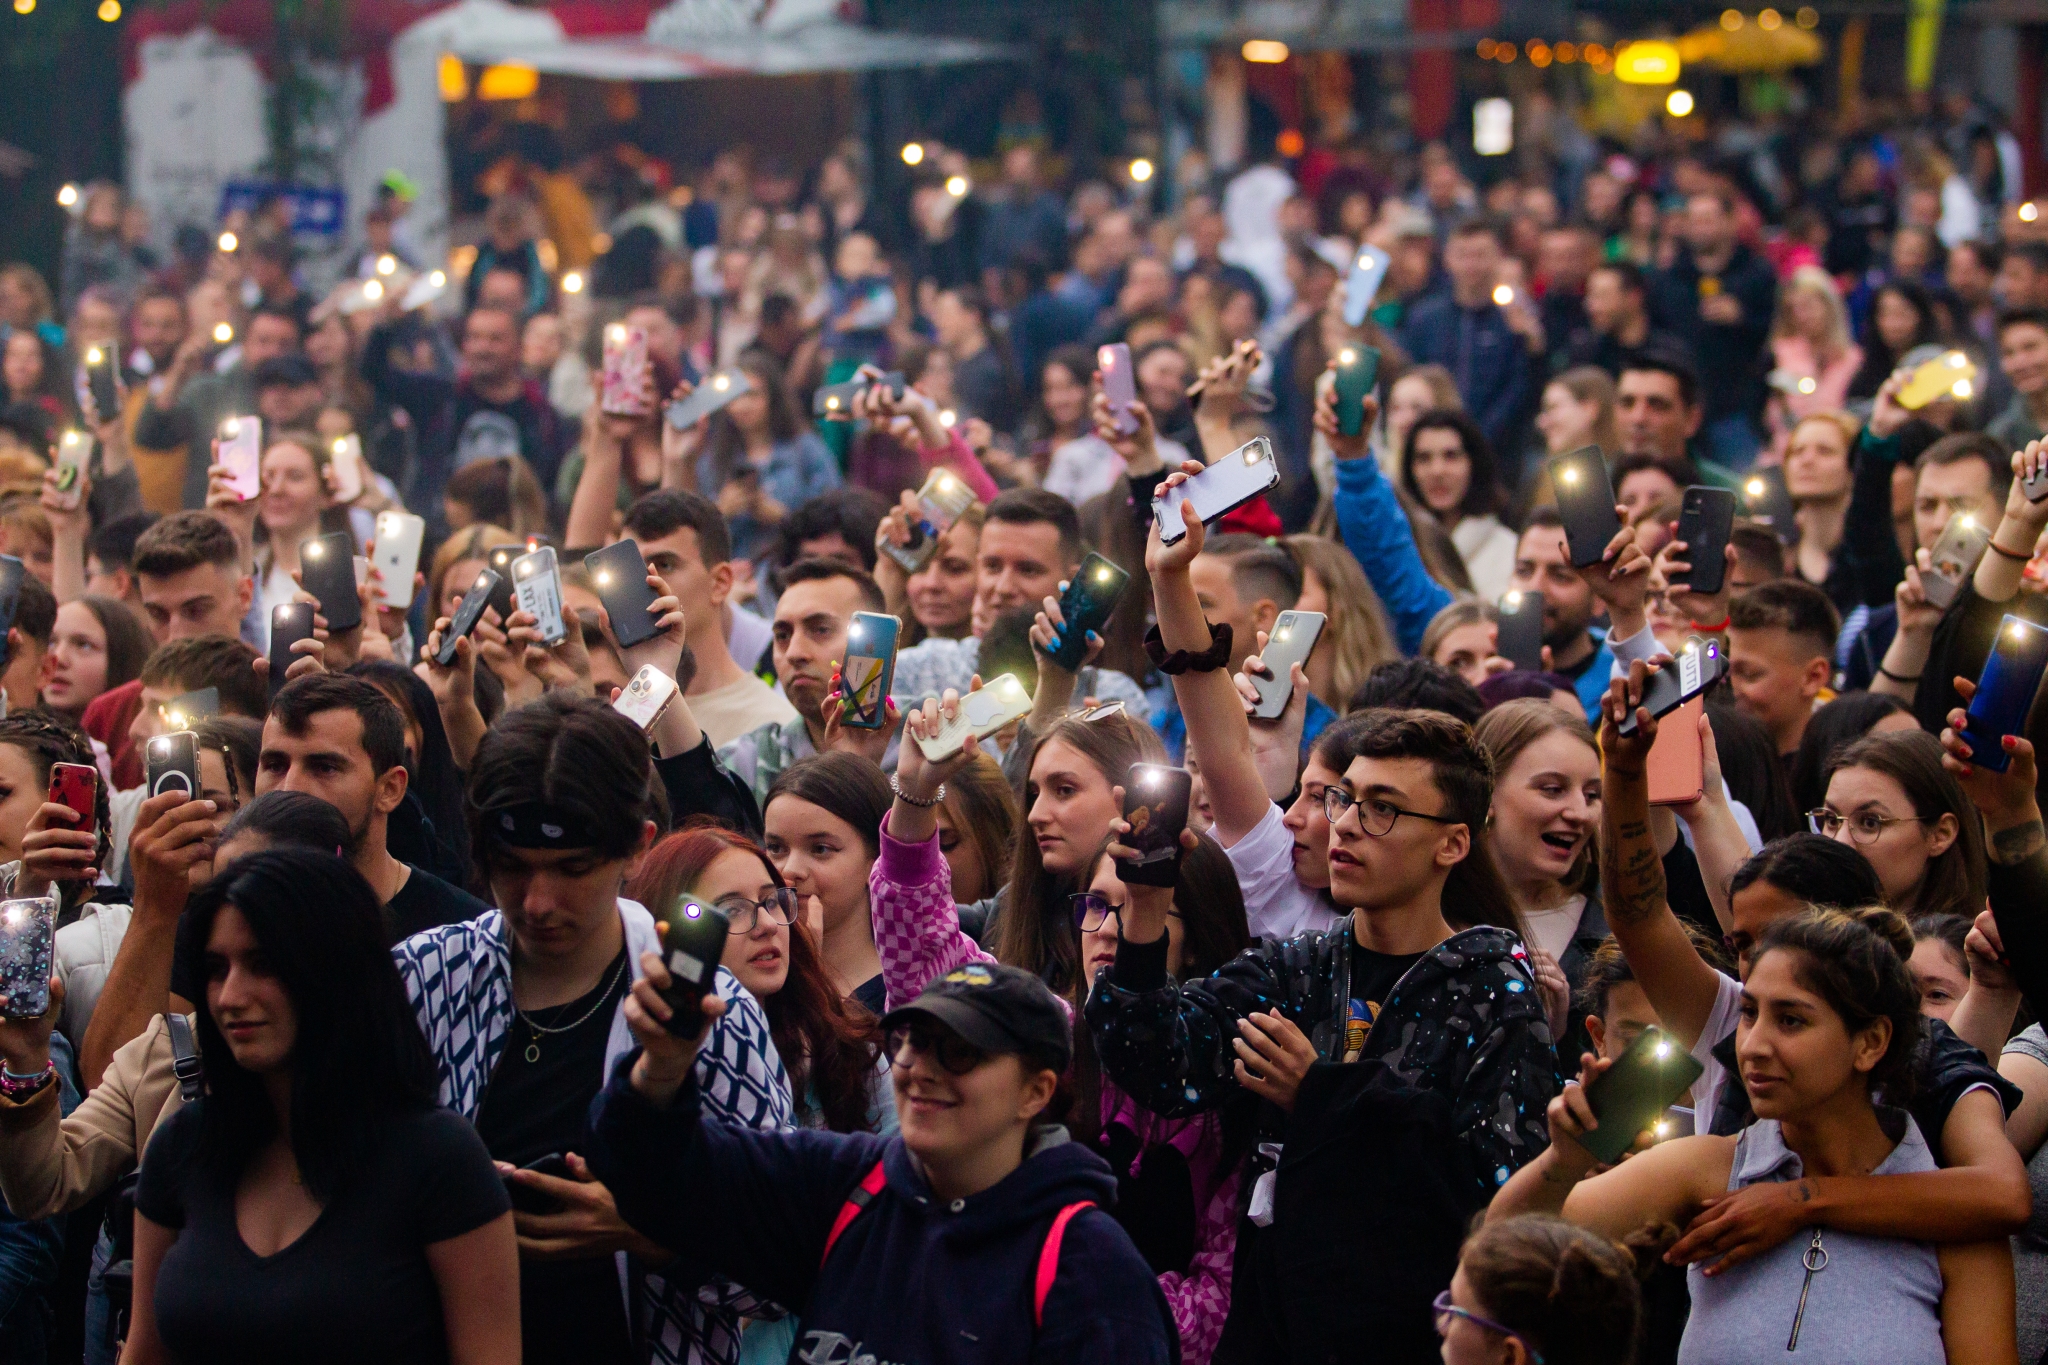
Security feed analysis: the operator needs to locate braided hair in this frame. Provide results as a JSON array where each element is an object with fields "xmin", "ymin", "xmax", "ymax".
[{"xmin": 0, "ymin": 712, "xmax": 111, "ymax": 915}]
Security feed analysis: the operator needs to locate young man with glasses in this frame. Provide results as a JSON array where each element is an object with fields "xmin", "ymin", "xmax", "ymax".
[{"xmin": 1081, "ymin": 464, "xmax": 1562, "ymax": 1362}]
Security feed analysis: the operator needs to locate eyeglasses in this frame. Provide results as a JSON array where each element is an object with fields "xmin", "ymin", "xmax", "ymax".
[
  {"xmin": 1431, "ymin": 1291, "xmax": 1546, "ymax": 1364},
  {"xmin": 1068, "ymin": 891, "xmax": 1181, "ymax": 933},
  {"xmin": 1805, "ymin": 808, "xmax": 1924, "ymax": 846},
  {"xmin": 715, "ymin": 887, "xmax": 800, "ymax": 935},
  {"xmin": 886, "ymin": 1021, "xmax": 988, "ymax": 1076},
  {"xmin": 1322, "ymin": 786, "xmax": 1459, "ymax": 838}
]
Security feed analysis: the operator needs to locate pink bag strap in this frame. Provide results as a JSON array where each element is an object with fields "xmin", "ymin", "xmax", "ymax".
[
  {"xmin": 1032, "ymin": 1201, "xmax": 1096, "ymax": 1328},
  {"xmin": 820, "ymin": 1160, "xmax": 889, "ymax": 1267}
]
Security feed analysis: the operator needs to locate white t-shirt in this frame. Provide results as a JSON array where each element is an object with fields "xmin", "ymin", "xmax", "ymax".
[
  {"xmin": 689, "ymin": 671, "xmax": 797, "ymax": 750},
  {"xmin": 1224, "ymin": 802, "xmax": 1344, "ymax": 943},
  {"xmin": 1519, "ymin": 896, "xmax": 1588, "ymax": 962},
  {"xmin": 1691, "ymin": 969, "xmax": 1746, "ymax": 1126}
]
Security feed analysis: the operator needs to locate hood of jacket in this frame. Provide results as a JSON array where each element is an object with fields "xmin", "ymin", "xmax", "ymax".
[{"xmin": 877, "ymin": 1124, "xmax": 1120, "ymax": 1254}]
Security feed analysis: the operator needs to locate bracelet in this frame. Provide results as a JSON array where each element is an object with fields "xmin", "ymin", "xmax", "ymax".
[
  {"xmin": 1689, "ymin": 616, "xmax": 1731, "ymax": 633},
  {"xmin": 1143, "ymin": 622, "xmax": 1234, "ymax": 675},
  {"xmin": 1989, "ymin": 539, "xmax": 2033, "ymax": 562},
  {"xmin": 0, "ymin": 1062, "xmax": 53, "ymax": 1099},
  {"xmin": 890, "ymin": 774, "xmax": 945, "ymax": 808},
  {"xmin": 1878, "ymin": 665, "xmax": 1922, "ymax": 683}
]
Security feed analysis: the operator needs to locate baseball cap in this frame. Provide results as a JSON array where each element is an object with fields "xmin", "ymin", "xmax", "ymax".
[
  {"xmin": 880, "ymin": 962, "xmax": 1072, "ymax": 1072},
  {"xmin": 252, "ymin": 353, "xmax": 320, "ymax": 390}
]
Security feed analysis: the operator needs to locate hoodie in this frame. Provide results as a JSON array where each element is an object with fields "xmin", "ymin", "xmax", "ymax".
[{"xmin": 589, "ymin": 1064, "xmax": 1181, "ymax": 1365}]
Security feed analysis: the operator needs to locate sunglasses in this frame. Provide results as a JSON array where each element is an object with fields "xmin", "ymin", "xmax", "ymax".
[{"xmin": 885, "ymin": 1021, "xmax": 988, "ymax": 1076}]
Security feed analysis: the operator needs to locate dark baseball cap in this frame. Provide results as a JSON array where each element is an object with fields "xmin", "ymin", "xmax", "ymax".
[
  {"xmin": 252, "ymin": 353, "xmax": 320, "ymax": 390},
  {"xmin": 880, "ymin": 962, "xmax": 1072, "ymax": 1072}
]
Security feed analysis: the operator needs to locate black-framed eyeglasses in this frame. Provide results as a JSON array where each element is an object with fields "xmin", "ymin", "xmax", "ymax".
[
  {"xmin": 886, "ymin": 1021, "xmax": 988, "ymax": 1076},
  {"xmin": 1322, "ymin": 787, "xmax": 1459, "ymax": 838},
  {"xmin": 1805, "ymin": 808, "xmax": 1924, "ymax": 846},
  {"xmin": 715, "ymin": 887, "xmax": 800, "ymax": 935},
  {"xmin": 1431, "ymin": 1291, "xmax": 1546, "ymax": 1363},
  {"xmin": 1069, "ymin": 891, "xmax": 1181, "ymax": 934}
]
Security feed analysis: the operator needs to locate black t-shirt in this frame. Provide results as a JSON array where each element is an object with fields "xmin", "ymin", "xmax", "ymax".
[
  {"xmin": 852, "ymin": 972, "xmax": 886, "ymax": 1018},
  {"xmin": 1346, "ymin": 942, "xmax": 1424, "ymax": 1057},
  {"xmin": 134, "ymin": 1101, "xmax": 508, "ymax": 1365}
]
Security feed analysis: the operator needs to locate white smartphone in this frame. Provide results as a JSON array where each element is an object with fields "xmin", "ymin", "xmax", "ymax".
[
  {"xmin": 614, "ymin": 664, "xmax": 680, "ymax": 732},
  {"xmin": 1151, "ymin": 437, "xmax": 1281, "ymax": 545},
  {"xmin": 512, "ymin": 547, "xmax": 566, "ymax": 645},
  {"xmin": 371, "ymin": 512, "xmax": 426, "ymax": 612},
  {"xmin": 50, "ymin": 429, "xmax": 87, "ymax": 512},
  {"xmin": 1249, "ymin": 611, "xmax": 1327, "ymax": 720},
  {"xmin": 218, "ymin": 415, "xmax": 261, "ymax": 501},
  {"xmin": 915, "ymin": 673, "xmax": 1034, "ymax": 760},
  {"xmin": 1920, "ymin": 511, "xmax": 1993, "ymax": 611},
  {"xmin": 328, "ymin": 434, "xmax": 366, "ymax": 504},
  {"xmin": 1341, "ymin": 245, "xmax": 1392, "ymax": 327}
]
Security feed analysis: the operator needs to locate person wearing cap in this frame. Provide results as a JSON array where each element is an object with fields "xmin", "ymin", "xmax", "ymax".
[
  {"xmin": 590, "ymin": 960, "xmax": 1179, "ymax": 1365},
  {"xmin": 251, "ymin": 352, "xmax": 326, "ymax": 435}
]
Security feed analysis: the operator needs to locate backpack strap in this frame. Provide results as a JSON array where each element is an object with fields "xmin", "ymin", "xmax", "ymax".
[
  {"xmin": 819, "ymin": 1160, "xmax": 888, "ymax": 1268},
  {"xmin": 1032, "ymin": 1201, "xmax": 1096, "ymax": 1328},
  {"xmin": 165, "ymin": 1014, "xmax": 204, "ymax": 1103}
]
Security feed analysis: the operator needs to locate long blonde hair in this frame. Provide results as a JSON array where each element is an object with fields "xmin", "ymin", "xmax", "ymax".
[
  {"xmin": 1285, "ymin": 533, "xmax": 1398, "ymax": 710},
  {"xmin": 1545, "ymin": 367, "xmax": 1621, "ymax": 455},
  {"xmin": 1473, "ymin": 699, "xmax": 1600, "ymax": 893},
  {"xmin": 1774, "ymin": 265, "xmax": 1853, "ymax": 356}
]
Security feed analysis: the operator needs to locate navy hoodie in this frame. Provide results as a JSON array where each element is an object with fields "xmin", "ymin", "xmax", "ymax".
[{"xmin": 588, "ymin": 1058, "xmax": 1180, "ymax": 1365}]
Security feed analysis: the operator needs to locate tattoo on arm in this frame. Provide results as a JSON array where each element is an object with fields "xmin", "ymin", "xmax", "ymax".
[
  {"xmin": 1601, "ymin": 801, "xmax": 1669, "ymax": 927},
  {"xmin": 1794, "ymin": 1181, "xmax": 1814, "ymax": 1204},
  {"xmin": 1990, "ymin": 819, "xmax": 2047, "ymax": 866}
]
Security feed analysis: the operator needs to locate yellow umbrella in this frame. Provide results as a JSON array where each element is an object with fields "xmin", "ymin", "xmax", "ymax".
[{"xmin": 1677, "ymin": 18, "xmax": 1823, "ymax": 70}]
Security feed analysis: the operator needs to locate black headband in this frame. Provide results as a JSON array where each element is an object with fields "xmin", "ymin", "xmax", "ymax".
[{"xmin": 481, "ymin": 801, "xmax": 600, "ymax": 850}]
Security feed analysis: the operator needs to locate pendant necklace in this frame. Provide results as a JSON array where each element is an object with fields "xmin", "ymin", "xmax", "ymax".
[{"xmin": 513, "ymin": 954, "xmax": 627, "ymax": 1063}]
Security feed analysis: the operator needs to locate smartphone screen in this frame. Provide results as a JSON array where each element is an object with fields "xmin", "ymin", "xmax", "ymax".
[
  {"xmin": 512, "ymin": 547, "xmax": 566, "ymax": 645},
  {"xmin": 1333, "ymin": 345, "xmax": 1380, "ymax": 437},
  {"xmin": 1047, "ymin": 554, "xmax": 1131, "ymax": 672},
  {"xmin": 1963, "ymin": 615, "xmax": 2048, "ymax": 774},
  {"xmin": 0, "ymin": 895, "xmax": 56, "ymax": 1020},
  {"xmin": 583, "ymin": 541, "xmax": 662, "ymax": 648},
  {"xmin": 1341, "ymin": 245, "xmax": 1391, "ymax": 327},
  {"xmin": 1921, "ymin": 511, "xmax": 1993, "ymax": 610},
  {"xmin": 916, "ymin": 674, "xmax": 1033, "ymax": 760},
  {"xmin": 1578, "ymin": 1026, "xmax": 1706, "ymax": 1164},
  {"xmin": 1674, "ymin": 487, "xmax": 1736, "ymax": 596},
  {"xmin": 49, "ymin": 762, "xmax": 97, "ymax": 831},
  {"xmin": 217, "ymin": 415, "xmax": 261, "ymax": 500},
  {"xmin": 1740, "ymin": 468, "xmax": 1797, "ymax": 543},
  {"xmin": 1250, "ymin": 611, "xmax": 1327, "ymax": 720},
  {"xmin": 372, "ymin": 512, "xmax": 426, "ymax": 611},
  {"xmin": 1115, "ymin": 764, "xmax": 1193, "ymax": 888},
  {"xmin": 1547, "ymin": 446, "xmax": 1620, "ymax": 568},
  {"xmin": 838, "ymin": 611, "xmax": 900, "ymax": 729},
  {"xmin": 1099, "ymin": 343, "xmax": 1138, "ymax": 434},
  {"xmin": 1497, "ymin": 591, "xmax": 1545, "ymax": 671},
  {"xmin": 1647, "ymin": 696, "xmax": 1706, "ymax": 806},
  {"xmin": 145, "ymin": 731, "xmax": 200, "ymax": 801},
  {"xmin": 299, "ymin": 531, "xmax": 362, "ymax": 633},
  {"xmin": 1151, "ymin": 437, "xmax": 1281, "ymax": 544},
  {"xmin": 269, "ymin": 603, "xmax": 316, "ymax": 690},
  {"xmin": 657, "ymin": 898, "xmax": 730, "ymax": 1034},
  {"xmin": 1618, "ymin": 640, "xmax": 1730, "ymax": 737},
  {"xmin": 435, "ymin": 570, "xmax": 499, "ymax": 666},
  {"xmin": 665, "ymin": 370, "xmax": 753, "ymax": 429}
]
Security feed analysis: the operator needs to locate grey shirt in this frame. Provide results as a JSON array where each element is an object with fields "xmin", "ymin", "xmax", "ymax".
[{"xmin": 2005, "ymin": 1024, "xmax": 2048, "ymax": 1365}]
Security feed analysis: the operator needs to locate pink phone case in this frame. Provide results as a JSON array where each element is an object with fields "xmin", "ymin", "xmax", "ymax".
[{"xmin": 601, "ymin": 326, "xmax": 653, "ymax": 416}]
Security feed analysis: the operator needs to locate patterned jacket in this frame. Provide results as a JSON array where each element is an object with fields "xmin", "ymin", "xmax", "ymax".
[{"xmin": 392, "ymin": 901, "xmax": 792, "ymax": 1365}]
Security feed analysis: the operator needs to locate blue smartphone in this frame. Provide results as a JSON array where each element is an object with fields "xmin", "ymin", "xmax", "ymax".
[
  {"xmin": 1963, "ymin": 615, "xmax": 2048, "ymax": 773},
  {"xmin": 1047, "ymin": 553, "xmax": 1130, "ymax": 672},
  {"xmin": 838, "ymin": 611, "xmax": 899, "ymax": 729}
]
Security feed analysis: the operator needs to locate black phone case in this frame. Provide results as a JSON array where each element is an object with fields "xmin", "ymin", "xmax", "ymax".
[
  {"xmin": 584, "ymin": 542, "xmax": 662, "ymax": 648},
  {"xmin": 1578, "ymin": 1026, "xmax": 1705, "ymax": 1164},
  {"xmin": 87, "ymin": 360, "xmax": 120, "ymax": 422},
  {"xmin": 1497, "ymin": 592, "xmax": 1544, "ymax": 671},
  {"xmin": 1114, "ymin": 765, "xmax": 1192, "ymax": 888},
  {"xmin": 1548, "ymin": 448, "xmax": 1620, "ymax": 568},
  {"xmin": 483, "ymin": 546, "xmax": 522, "ymax": 621},
  {"xmin": 1674, "ymin": 488, "xmax": 1736, "ymax": 595},
  {"xmin": 268, "ymin": 604, "xmax": 316, "ymax": 693},
  {"xmin": 299, "ymin": 532, "xmax": 361, "ymax": 633},
  {"xmin": 1048, "ymin": 554, "xmax": 1130, "ymax": 672},
  {"xmin": 435, "ymin": 573, "xmax": 499, "ymax": 666},
  {"xmin": 658, "ymin": 899, "xmax": 731, "ymax": 1033},
  {"xmin": 1617, "ymin": 646, "xmax": 1730, "ymax": 737},
  {"xmin": 504, "ymin": 1154, "xmax": 571, "ymax": 1214},
  {"xmin": 145, "ymin": 732, "xmax": 200, "ymax": 801}
]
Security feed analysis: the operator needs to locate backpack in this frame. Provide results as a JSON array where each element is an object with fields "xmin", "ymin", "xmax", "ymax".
[{"xmin": 99, "ymin": 1014, "xmax": 205, "ymax": 1347}]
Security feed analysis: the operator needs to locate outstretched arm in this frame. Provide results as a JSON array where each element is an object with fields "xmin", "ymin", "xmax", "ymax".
[{"xmin": 1319, "ymin": 380, "xmax": 1453, "ymax": 653}]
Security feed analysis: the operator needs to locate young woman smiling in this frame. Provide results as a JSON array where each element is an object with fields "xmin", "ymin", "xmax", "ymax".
[
  {"xmin": 1813, "ymin": 729, "xmax": 1985, "ymax": 922},
  {"xmin": 249, "ymin": 431, "xmax": 352, "ymax": 628},
  {"xmin": 763, "ymin": 753, "xmax": 892, "ymax": 1015},
  {"xmin": 36, "ymin": 595, "xmax": 148, "ymax": 724},
  {"xmin": 1399, "ymin": 410, "xmax": 1516, "ymax": 600}
]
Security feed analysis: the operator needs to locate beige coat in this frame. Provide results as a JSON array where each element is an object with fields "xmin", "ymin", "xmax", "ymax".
[{"xmin": 0, "ymin": 1013, "xmax": 184, "ymax": 1220}]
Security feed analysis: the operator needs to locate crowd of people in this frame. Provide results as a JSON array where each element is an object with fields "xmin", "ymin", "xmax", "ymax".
[{"xmin": 0, "ymin": 87, "xmax": 2045, "ymax": 1364}]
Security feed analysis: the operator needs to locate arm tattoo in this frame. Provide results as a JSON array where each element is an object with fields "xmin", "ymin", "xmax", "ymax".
[
  {"xmin": 1793, "ymin": 1181, "xmax": 1814, "ymax": 1204},
  {"xmin": 1990, "ymin": 819, "xmax": 2047, "ymax": 866},
  {"xmin": 1601, "ymin": 779, "xmax": 1669, "ymax": 927}
]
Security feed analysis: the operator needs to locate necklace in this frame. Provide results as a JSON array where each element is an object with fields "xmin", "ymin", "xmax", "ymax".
[{"xmin": 512, "ymin": 953, "xmax": 627, "ymax": 1063}]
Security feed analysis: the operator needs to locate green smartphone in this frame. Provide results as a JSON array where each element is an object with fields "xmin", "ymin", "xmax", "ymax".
[
  {"xmin": 1334, "ymin": 345, "xmax": 1380, "ymax": 438},
  {"xmin": 1578, "ymin": 1025, "xmax": 1705, "ymax": 1164}
]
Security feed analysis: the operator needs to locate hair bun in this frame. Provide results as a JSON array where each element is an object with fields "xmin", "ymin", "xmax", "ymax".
[{"xmin": 1844, "ymin": 903, "xmax": 1915, "ymax": 963}]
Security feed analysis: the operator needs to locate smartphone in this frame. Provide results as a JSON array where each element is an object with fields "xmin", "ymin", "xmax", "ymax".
[
  {"xmin": 1341, "ymin": 244, "xmax": 1392, "ymax": 327},
  {"xmin": 504, "ymin": 1153, "xmax": 572, "ymax": 1215},
  {"xmin": 1497, "ymin": 590, "xmax": 1545, "ymax": 671},
  {"xmin": 81, "ymin": 344, "xmax": 120, "ymax": 421},
  {"xmin": 217, "ymin": 415, "xmax": 261, "ymax": 500},
  {"xmin": 1249, "ymin": 611, "xmax": 1327, "ymax": 720},
  {"xmin": 1963, "ymin": 615, "xmax": 2048, "ymax": 773},
  {"xmin": 1098, "ymin": 343, "xmax": 1138, "ymax": 435},
  {"xmin": 1673, "ymin": 487, "xmax": 1736, "ymax": 596},
  {"xmin": 435, "ymin": 569, "xmax": 500, "ymax": 667},
  {"xmin": 1896, "ymin": 349, "xmax": 1976, "ymax": 410},
  {"xmin": 1547, "ymin": 446, "xmax": 1620, "ymax": 569},
  {"xmin": 584, "ymin": 541, "xmax": 662, "ymax": 649},
  {"xmin": 838, "ymin": 611, "xmax": 899, "ymax": 730},
  {"xmin": 657, "ymin": 897, "xmax": 731, "ymax": 1034},
  {"xmin": 915, "ymin": 673, "xmax": 1034, "ymax": 760},
  {"xmin": 1740, "ymin": 467, "xmax": 1798, "ymax": 543},
  {"xmin": 48, "ymin": 762, "xmax": 97, "ymax": 833},
  {"xmin": 1046, "ymin": 553, "xmax": 1131, "ymax": 673},
  {"xmin": 1577, "ymin": 1025, "xmax": 1706, "ymax": 1164},
  {"xmin": 0, "ymin": 895, "xmax": 56, "ymax": 1020},
  {"xmin": 145, "ymin": 731, "xmax": 200, "ymax": 801},
  {"xmin": 1333, "ymin": 345, "xmax": 1380, "ymax": 438},
  {"xmin": 268, "ymin": 603, "xmax": 316, "ymax": 691},
  {"xmin": 161, "ymin": 687, "xmax": 218, "ymax": 731},
  {"xmin": 600, "ymin": 324, "xmax": 653, "ymax": 416},
  {"xmin": 294, "ymin": 531, "xmax": 360, "ymax": 633},
  {"xmin": 1647, "ymin": 696, "xmax": 1706, "ymax": 807},
  {"xmin": 1151, "ymin": 437, "xmax": 1282, "ymax": 545},
  {"xmin": 1115, "ymin": 764, "xmax": 1193, "ymax": 888},
  {"xmin": 665, "ymin": 369, "xmax": 753, "ymax": 429},
  {"xmin": 812, "ymin": 370, "xmax": 907, "ymax": 420},
  {"xmin": 482, "ymin": 545, "xmax": 522, "ymax": 621},
  {"xmin": 613, "ymin": 664, "xmax": 680, "ymax": 731},
  {"xmin": 1617, "ymin": 639, "xmax": 1730, "ymax": 737},
  {"xmin": 327, "ymin": 434, "xmax": 366, "ymax": 504},
  {"xmin": 881, "ymin": 467, "xmax": 979, "ymax": 575},
  {"xmin": 0, "ymin": 555, "xmax": 22, "ymax": 671},
  {"xmin": 49, "ymin": 430, "xmax": 87, "ymax": 512},
  {"xmin": 512, "ymin": 547, "xmax": 567, "ymax": 645},
  {"xmin": 2025, "ymin": 460, "xmax": 2048, "ymax": 505},
  {"xmin": 372, "ymin": 512, "xmax": 426, "ymax": 611},
  {"xmin": 1919, "ymin": 511, "xmax": 1994, "ymax": 611}
]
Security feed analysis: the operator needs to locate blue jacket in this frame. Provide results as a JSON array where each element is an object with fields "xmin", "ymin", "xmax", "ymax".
[
  {"xmin": 1397, "ymin": 293, "xmax": 1533, "ymax": 453},
  {"xmin": 1331, "ymin": 455, "xmax": 1456, "ymax": 656},
  {"xmin": 590, "ymin": 1063, "xmax": 1179, "ymax": 1365}
]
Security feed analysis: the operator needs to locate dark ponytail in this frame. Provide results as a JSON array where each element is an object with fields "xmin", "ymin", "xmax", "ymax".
[
  {"xmin": 1457, "ymin": 1214, "xmax": 1642, "ymax": 1365},
  {"xmin": 1751, "ymin": 903, "xmax": 1923, "ymax": 1099}
]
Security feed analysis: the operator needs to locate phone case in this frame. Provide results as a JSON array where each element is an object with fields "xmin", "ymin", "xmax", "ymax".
[
  {"xmin": 1618, "ymin": 640, "xmax": 1729, "ymax": 737},
  {"xmin": 812, "ymin": 371, "xmax": 906, "ymax": 419},
  {"xmin": 2026, "ymin": 461, "xmax": 2048, "ymax": 505},
  {"xmin": 1497, "ymin": 591, "xmax": 1545, "ymax": 671},
  {"xmin": 1047, "ymin": 554, "xmax": 1131, "ymax": 672},
  {"xmin": 49, "ymin": 762, "xmax": 96, "ymax": 829},
  {"xmin": 82, "ymin": 346, "xmax": 121, "ymax": 422},
  {"xmin": 657, "ymin": 897, "xmax": 730, "ymax": 1034},
  {"xmin": 1342, "ymin": 245, "xmax": 1391, "ymax": 327},
  {"xmin": 1547, "ymin": 446, "xmax": 1620, "ymax": 568},
  {"xmin": 328, "ymin": 434, "xmax": 365, "ymax": 503},
  {"xmin": 1897, "ymin": 350, "xmax": 1975, "ymax": 409},
  {"xmin": 1099, "ymin": 343, "xmax": 1138, "ymax": 435},
  {"xmin": 218, "ymin": 415, "xmax": 261, "ymax": 500},
  {"xmin": 1741, "ymin": 468, "xmax": 1798, "ymax": 543},
  {"xmin": 512, "ymin": 547, "xmax": 566, "ymax": 645},
  {"xmin": 915, "ymin": 674, "xmax": 1033, "ymax": 759},
  {"xmin": 1578, "ymin": 1026, "xmax": 1706, "ymax": 1164},
  {"xmin": 436, "ymin": 570, "xmax": 501, "ymax": 666},
  {"xmin": 1333, "ymin": 345, "xmax": 1380, "ymax": 437},
  {"xmin": 614, "ymin": 665, "xmax": 680, "ymax": 731},
  {"xmin": 1921, "ymin": 512, "xmax": 1994, "ymax": 610},
  {"xmin": 1115, "ymin": 764, "xmax": 1192, "ymax": 888},
  {"xmin": 583, "ymin": 541, "xmax": 662, "ymax": 648},
  {"xmin": 505, "ymin": 1154, "xmax": 572, "ymax": 1214},
  {"xmin": 600, "ymin": 325, "xmax": 653, "ymax": 415},
  {"xmin": 50, "ymin": 430, "xmax": 87, "ymax": 511},
  {"xmin": 1250, "ymin": 611, "xmax": 1327, "ymax": 719},
  {"xmin": 665, "ymin": 370, "xmax": 753, "ymax": 429},
  {"xmin": 1964, "ymin": 615, "xmax": 2048, "ymax": 773},
  {"xmin": 0, "ymin": 895, "xmax": 56, "ymax": 1020},
  {"xmin": 145, "ymin": 732, "xmax": 200, "ymax": 801},
  {"xmin": 269, "ymin": 603, "xmax": 316, "ymax": 689},
  {"xmin": 838, "ymin": 612, "xmax": 899, "ymax": 729},
  {"xmin": 483, "ymin": 546, "xmax": 521, "ymax": 621},
  {"xmin": 881, "ymin": 468, "xmax": 979, "ymax": 575},
  {"xmin": 1152, "ymin": 437, "xmax": 1282, "ymax": 545},
  {"xmin": 299, "ymin": 532, "xmax": 362, "ymax": 633},
  {"xmin": 162, "ymin": 688, "xmax": 217, "ymax": 729},
  {"xmin": 1674, "ymin": 488, "xmax": 1736, "ymax": 596},
  {"xmin": 372, "ymin": 512, "xmax": 426, "ymax": 611},
  {"xmin": 1647, "ymin": 697, "xmax": 1706, "ymax": 806}
]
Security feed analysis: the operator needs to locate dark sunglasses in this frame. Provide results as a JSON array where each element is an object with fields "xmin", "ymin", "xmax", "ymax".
[{"xmin": 885, "ymin": 1021, "xmax": 988, "ymax": 1076}]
